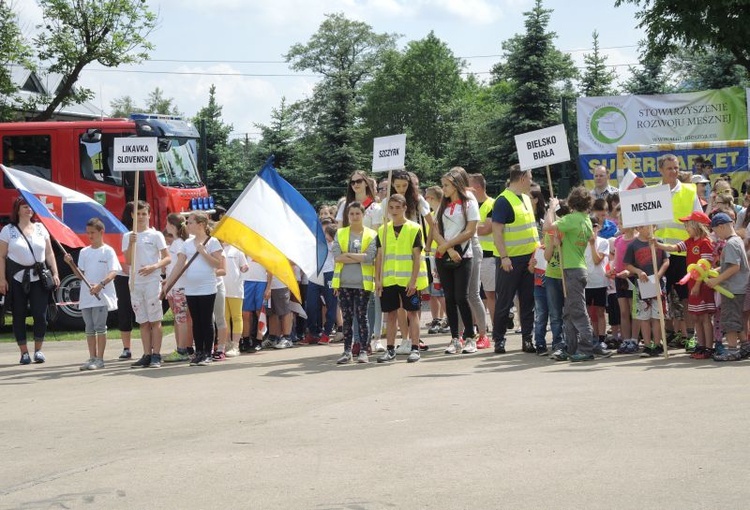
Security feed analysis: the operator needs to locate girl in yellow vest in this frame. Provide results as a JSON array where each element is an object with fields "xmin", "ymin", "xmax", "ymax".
[
  {"xmin": 331, "ymin": 202, "xmax": 378, "ymax": 364},
  {"xmin": 375, "ymin": 194, "xmax": 429, "ymax": 363}
]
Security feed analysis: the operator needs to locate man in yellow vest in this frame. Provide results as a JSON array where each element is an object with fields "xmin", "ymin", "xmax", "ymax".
[
  {"xmin": 375, "ymin": 194, "xmax": 429, "ymax": 363},
  {"xmin": 655, "ymin": 154, "xmax": 701, "ymax": 348},
  {"xmin": 470, "ymin": 172, "xmax": 496, "ymax": 349},
  {"xmin": 491, "ymin": 165, "xmax": 539, "ymax": 354}
]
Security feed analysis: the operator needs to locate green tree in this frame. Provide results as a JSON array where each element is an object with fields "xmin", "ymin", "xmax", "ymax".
[
  {"xmin": 31, "ymin": 0, "xmax": 156, "ymax": 121},
  {"xmin": 285, "ymin": 13, "xmax": 398, "ymax": 185},
  {"xmin": 0, "ymin": 1, "xmax": 33, "ymax": 121},
  {"xmin": 193, "ymin": 84, "xmax": 233, "ymax": 190},
  {"xmin": 670, "ymin": 47, "xmax": 750, "ymax": 91},
  {"xmin": 580, "ymin": 31, "xmax": 618, "ymax": 97},
  {"xmin": 145, "ymin": 87, "xmax": 181, "ymax": 115},
  {"xmin": 489, "ymin": 0, "xmax": 577, "ymax": 169},
  {"xmin": 255, "ymin": 98, "xmax": 300, "ymax": 183},
  {"xmin": 109, "ymin": 95, "xmax": 140, "ymax": 118},
  {"xmin": 615, "ymin": 0, "xmax": 750, "ymax": 73},
  {"xmin": 361, "ymin": 32, "xmax": 465, "ymax": 182},
  {"xmin": 621, "ymin": 49, "xmax": 673, "ymax": 95}
]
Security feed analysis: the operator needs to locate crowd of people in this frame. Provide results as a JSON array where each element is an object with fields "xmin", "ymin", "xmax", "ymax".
[{"xmin": 3, "ymin": 153, "xmax": 750, "ymax": 369}]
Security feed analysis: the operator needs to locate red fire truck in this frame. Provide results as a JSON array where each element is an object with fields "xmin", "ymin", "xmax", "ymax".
[{"xmin": 0, "ymin": 114, "xmax": 213, "ymax": 328}]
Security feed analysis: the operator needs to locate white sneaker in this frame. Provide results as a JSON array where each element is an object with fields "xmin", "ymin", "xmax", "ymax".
[
  {"xmin": 462, "ymin": 339, "xmax": 477, "ymax": 354},
  {"xmin": 274, "ymin": 337, "xmax": 293, "ymax": 349},
  {"xmin": 372, "ymin": 339, "xmax": 386, "ymax": 353},
  {"xmin": 444, "ymin": 339, "xmax": 460, "ymax": 354},
  {"xmin": 225, "ymin": 346, "xmax": 240, "ymax": 358},
  {"xmin": 79, "ymin": 357, "xmax": 95, "ymax": 371},
  {"xmin": 396, "ymin": 341, "xmax": 412, "ymax": 355},
  {"xmin": 87, "ymin": 358, "xmax": 105, "ymax": 370}
]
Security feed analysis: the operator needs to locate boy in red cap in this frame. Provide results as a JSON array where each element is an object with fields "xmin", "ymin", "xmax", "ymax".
[{"xmin": 654, "ymin": 211, "xmax": 715, "ymax": 357}]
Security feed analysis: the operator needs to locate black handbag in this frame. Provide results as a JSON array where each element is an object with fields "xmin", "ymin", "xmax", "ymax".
[{"xmin": 439, "ymin": 243, "xmax": 466, "ymax": 269}]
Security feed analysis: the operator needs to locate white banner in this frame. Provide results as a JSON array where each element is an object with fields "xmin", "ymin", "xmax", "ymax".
[
  {"xmin": 619, "ymin": 185, "xmax": 674, "ymax": 228},
  {"xmin": 577, "ymin": 86, "xmax": 748, "ymax": 156},
  {"xmin": 514, "ymin": 124, "xmax": 570, "ymax": 170},
  {"xmin": 113, "ymin": 138, "xmax": 158, "ymax": 172},
  {"xmin": 372, "ymin": 134, "xmax": 406, "ymax": 173}
]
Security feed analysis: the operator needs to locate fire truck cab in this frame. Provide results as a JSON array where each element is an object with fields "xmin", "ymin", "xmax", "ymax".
[{"xmin": 0, "ymin": 114, "xmax": 213, "ymax": 329}]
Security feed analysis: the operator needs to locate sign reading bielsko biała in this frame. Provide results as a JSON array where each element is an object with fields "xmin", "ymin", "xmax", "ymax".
[
  {"xmin": 619, "ymin": 184, "xmax": 674, "ymax": 228},
  {"xmin": 514, "ymin": 124, "xmax": 571, "ymax": 170},
  {"xmin": 113, "ymin": 138, "xmax": 158, "ymax": 172}
]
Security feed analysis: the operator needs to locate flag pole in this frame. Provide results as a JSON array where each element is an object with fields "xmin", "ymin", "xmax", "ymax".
[
  {"xmin": 379, "ymin": 168, "xmax": 393, "ymax": 297},
  {"xmin": 52, "ymin": 237, "xmax": 101, "ymax": 301},
  {"xmin": 545, "ymin": 164, "xmax": 566, "ymax": 297},
  {"xmin": 129, "ymin": 171, "xmax": 140, "ymax": 292},
  {"xmin": 651, "ymin": 225, "xmax": 669, "ymax": 359}
]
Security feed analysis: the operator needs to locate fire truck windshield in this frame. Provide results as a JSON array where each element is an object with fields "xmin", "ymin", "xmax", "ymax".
[{"xmin": 157, "ymin": 138, "xmax": 202, "ymax": 188}]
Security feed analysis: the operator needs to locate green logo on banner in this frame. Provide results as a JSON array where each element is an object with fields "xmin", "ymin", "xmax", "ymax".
[
  {"xmin": 590, "ymin": 106, "xmax": 627, "ymax": 144},
  {"xmin": 94, "ymin": 191, "xmax": 106, "ymax": 206}
]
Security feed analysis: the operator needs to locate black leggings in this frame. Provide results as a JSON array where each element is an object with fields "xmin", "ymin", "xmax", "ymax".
[
  {"xmin": 11, "ymin": 279, "xmax": 48, "ymax": 345},
  {"xmin": 114, "ymin": 275, "xmax": 135, "ymax": 332},
  {"xmin": 435, "ymin": 257, "xmax": 474, "ymax": 339},
  {"xmin": 187, "ymin": 293, "xmax": 216, "ymax": 354}
]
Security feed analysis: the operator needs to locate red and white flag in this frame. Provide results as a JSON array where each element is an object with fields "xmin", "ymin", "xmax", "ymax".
[
  {"xmin": 257, "ymin": 305, "xmax": 268, "ymax": 336},
  {"xmin": 619, "ymin": 169, "xmax": 646, "ymax": 191}
]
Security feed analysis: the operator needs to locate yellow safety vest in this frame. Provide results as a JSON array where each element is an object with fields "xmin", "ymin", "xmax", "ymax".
[
  {"xmin": 498, "ymin": 189, "xmax": 539, "ymax": 257},
  {"xmin": 654, "ymin": 183, "xmax": 696, "ymax": 256},
  {"xmin": 332, "ymin": 226, "xmax": 376, "ymax": 291},
  {"xmin": 478, "ymin": 197, "xmax": 497, "ymax": 255},
  {"xmin": 424, "ymin": 211, "xmax": 438, "ymax": 251},
  {"xmin": 378, "ymin": 220, "xmax": 429, "ymax": 290}
]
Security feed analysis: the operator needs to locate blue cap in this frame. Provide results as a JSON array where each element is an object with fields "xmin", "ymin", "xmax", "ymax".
[{"xmin": 710, "ymin": 212, "xmax": 733, "ymax": 228}]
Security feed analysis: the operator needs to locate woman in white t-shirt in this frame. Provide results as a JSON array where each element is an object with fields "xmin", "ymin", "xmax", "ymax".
[
  {"xmin": 164, "ymin": 212, "xmax": 224, "ymax": 366},
  {"xmin": 0, "ymin": 197, "xmax": 60, "ymax": 365},
  {"xmin": 431, "ymin": 169, "xmax": 479, "ymax": 355}
]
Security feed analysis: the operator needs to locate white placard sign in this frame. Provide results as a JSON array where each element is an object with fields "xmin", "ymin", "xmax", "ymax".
[
  {"xmin": 113, "ymin": 137, "xmax": 158, "ymax": 172},
  {"xmin": 620, "ymin": 184, "xmax": 674, "ymax": 228},
  {"xmin": 372, "ymin": 134, "xmax": 406, "ymax": 173},
  {"xmin": 514, "ymin": 124, "xmax": 571, "ymax": 170}
]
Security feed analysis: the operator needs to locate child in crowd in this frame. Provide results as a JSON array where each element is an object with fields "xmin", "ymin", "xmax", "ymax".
[
  {"xmin": 123, "ymin": 201, "xmax": 170, "ymax": 368},
  {"xmin": 302, "ymin": 224, "xmax": 338, "ymax": 345},
  {"xmin": 68, "ymin": 218, "xmax": 121, "ymax": 371},
  {"xmin": 655, "ymin": 211, "xmax": 715, "ymax": 358},
  {"xmin": 611, "ymin": 209, "xmax": 639, "ymax": 354},
  {"xmin": 585, "ymin": 216, "xmax": 610, "ymax": 350},
  {"xmin": 543, "ymin": 202, "xmax": 567, "ymax": 356},
  {"xmin": 268, "ymin": 274, "xmax": 295, "ymax": 349},
  {"xmin": 424, "ymin": 185, "xmax": 448, "ymax": 335},
  {"xmin": 221, "ymin": 241, "xmax": 248, "ymax": 357},
  {"xmin": 163, "ymin": 213, "xmax": 192, "ymax": 362},
  {"xmin": 240, "ymin": 257, "xmax": 271, "ymax": 352},
  {"xmin": 545, "ymin": 187, "xmax": 612, "ymax": 362},
  {"xmin": 705, "ymin": 213, "xmax": 750, "ymax": 361},
  {"xmin": 331, "ymin": 201, "xmax": 378, "ymax": 364},
  {"xmin": 375, "ymin": 194, "xmax": 429, "ymax": 363},
  {"xmin": 624, "ymin": 224, "xmax": 670, "ymax": 358}
]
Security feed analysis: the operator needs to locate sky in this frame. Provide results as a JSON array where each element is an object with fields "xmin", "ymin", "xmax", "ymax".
[{"xmin": 16, "ymin": 0, "xmax": 646, "ymax": 141}]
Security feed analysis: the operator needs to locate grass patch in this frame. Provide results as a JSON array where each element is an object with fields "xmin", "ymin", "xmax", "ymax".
[{"xmin": 1, "ymin": 310, "xmax": 175, "ymax": 342}]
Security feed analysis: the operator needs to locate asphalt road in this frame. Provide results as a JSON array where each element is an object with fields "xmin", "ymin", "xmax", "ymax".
[{"xmin": 1, "ymin": 330, "xmax": 749, "ymax": 510}]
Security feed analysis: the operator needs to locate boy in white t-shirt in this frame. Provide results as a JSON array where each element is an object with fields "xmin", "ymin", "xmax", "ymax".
[
  {"xmin": 123, "ymin": 201, "xmax": 171, "ymax": 368},
  {"xmin": 66, "ymin": 218, "xmax": 121, "ymax": 371}
]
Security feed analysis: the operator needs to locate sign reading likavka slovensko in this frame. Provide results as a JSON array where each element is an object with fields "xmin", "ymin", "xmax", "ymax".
[{"xmin": 113, "ymin": 138, "xmax": 158, "ymax": 172}]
